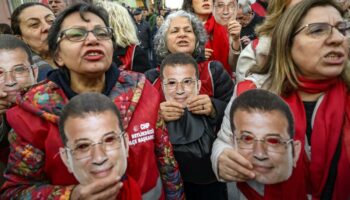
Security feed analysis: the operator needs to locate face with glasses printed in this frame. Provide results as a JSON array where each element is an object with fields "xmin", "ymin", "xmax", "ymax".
[
  {"xmin": 213, "ymin": 0, "xmax": 238, "ymax": 25},
  {"xmin": 59, "ymin": 110, "xmax": 128, "ymax": 185},
  {"xmin": 55, "ymin": 12, "xmax": 114, "ymax": 79},
  {"xmin": 291, "ymin": 5, "xmax": 349, "ymax": 80},
  {"xmin": 232, "ymin": 109, "xmax": 301, "ymax": 184},
  {"xmin": 0, "ymin": 48, "xmax": 36, "ymax": 104},
  {"xmin": 162, "ymin": 64, "xmax": 201, "ymax": 106}
]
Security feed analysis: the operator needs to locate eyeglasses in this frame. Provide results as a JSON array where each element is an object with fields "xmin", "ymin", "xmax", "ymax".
[
  {"xmin": 57, "ymin": 27, "xmax": 114, "ymax": 43},
  {"xmin": 0, "ymin": 65, "xmax": 32, "ymax": 83},
  {"xmin": 65, "ymin": 131, "xmax": 126, "ymax": 160},
  {"xmin": 235, "ymin": 132, "xmax": 293, "ymax": 153},
  {"xmin": 294, "ymin": 22, "xmax": 350, "ymax": 38},
  {"xmin": 214, "ymin": 2, "xmax": 237, "ymax": 11},
  {"xmin": 163, "ymin": 78, "xmax": 197, "ymax": 91}
]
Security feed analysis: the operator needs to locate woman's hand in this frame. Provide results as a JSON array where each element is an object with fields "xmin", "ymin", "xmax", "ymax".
[
  {"xmin": 204, "ymin": 48, "xmax": 214, "ymax": 60},
  {"xmin": 70, "ymin": 176, "xmax": 123, "ymax": 200},
  {"xmin": 0, "ymin": 92, "xmax": 11, "ymax": 115},
  {"xmin": 187, "ymin": 94, "xmax": 216, "ymax": 117},
  {"xmin": 218, "ymin": 148, "xmax": 255, "ymax": 182},
  {"xmin": 160, "ymin": 101, "xmax": 185, "ymax": 122}
]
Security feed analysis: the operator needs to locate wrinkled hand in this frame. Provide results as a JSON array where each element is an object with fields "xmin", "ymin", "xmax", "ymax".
[
  {"xmin": 218, "ymin": 148, "xmax": 255, "ymax": 182},
  {"xmin": 240, "ymin": 36, "xmax": 251, "ymax": 46},
  {"xmin": 204, "ymin": 48, "xmax": 214, "ymax": 60},
  {"xmin": 227, "ymin": 19, "xmax": 242, "ymax": 41},
  {"xmin": 187, "ymin": 94, "xmax": 215, "ymax": 117},
  {"xmin": 0, "ymin": 92, "xmax": 11, "ymax": 115},
  {"xmin": 160, "ymin": 101, "xmax": 185, "ymax": 122},
  {"xmin": 70, "ymin": 176, "xmax": 123, "ymax": 200}
]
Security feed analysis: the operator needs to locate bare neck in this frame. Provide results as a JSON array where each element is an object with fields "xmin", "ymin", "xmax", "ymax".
[{"xmin": 70, "ymin": 73, "xmax": 105, "ymax": 94}]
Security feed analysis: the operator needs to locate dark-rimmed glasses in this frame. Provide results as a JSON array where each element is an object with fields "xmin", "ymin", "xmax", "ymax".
[{"xmin": 57, "ymin": 27, "xmax": 113, "ymax": 43}]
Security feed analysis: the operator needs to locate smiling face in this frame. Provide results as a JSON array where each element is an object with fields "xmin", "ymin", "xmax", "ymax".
[
  {"xmin": 233, "ymin": 110, "xmax": 301, "ymax": 184},
  {"xmin": 291, "ymin": 5, "xmax": 348, "ymax": 80},
  {"xmin": 60, "ymin": 111, "xmax": 128, "ymax": 185},
  {"xmin": 18, "ymin": 5, "xmax": 55, "ymax": 56},
  {"xmin": 162, "ymin": 64, "xmax": 201, "ymax": 106},
  {"xmin": 0, "ymin": 48, "xmax": 35, "ymax": 103},
  {"xmin": 55, "ymin": 12, "xmax": 114, "ymax": 79},
  {"xmin": 166, "ymin": 16, "xmax": 196, "ymax": 55}
]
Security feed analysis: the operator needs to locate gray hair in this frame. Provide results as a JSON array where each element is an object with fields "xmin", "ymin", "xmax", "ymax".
[
  {"xmin": 238, "ymin": 0, "xmax": 252, "ymax": 14},
  {"xmin": 154, "ymin": 10, "xmax": 207, "ymax": 61}
]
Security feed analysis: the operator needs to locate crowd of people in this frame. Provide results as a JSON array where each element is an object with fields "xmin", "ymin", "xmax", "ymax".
[{"xmin": 0, "ymin": 0, "xmax": 349, "ymax": 199}]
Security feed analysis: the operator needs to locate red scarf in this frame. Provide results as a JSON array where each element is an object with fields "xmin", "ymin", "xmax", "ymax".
[
  {"xmin": 284, "ymin": 77, "xmax": 350, "ymax": 199},
  {"xmin": 204, "ymin": 15, "xmax": 231, "ymax": 75},
  {"xmin": 117, "ymin": 176, "xmax": 142, "ymax": 200}
]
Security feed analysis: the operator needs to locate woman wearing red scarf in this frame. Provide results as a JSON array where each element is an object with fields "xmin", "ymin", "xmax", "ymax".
[
  {"xmin": 182, "ymin": 0, "xmax": 241, "ymax": 77},
  {"xmin": 211, "ymin": 0, "xmax": 350, "ymax": 199}
]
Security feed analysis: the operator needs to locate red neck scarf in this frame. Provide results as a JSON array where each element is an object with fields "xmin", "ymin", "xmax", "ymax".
[
  {"xmin": 284, "ymin": 77, "xmax": 350, "ymax": 198},
  {"xmin": 204, "ymin": 15, "xmax": 231, "ymax": 75},
  {"xmin": 117, "ymin": 176, "xmax": 142, "ymax": 200}
]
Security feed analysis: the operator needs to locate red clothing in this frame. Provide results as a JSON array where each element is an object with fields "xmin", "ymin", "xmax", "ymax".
[
  {"xmin": 118, "ymin": 45, "xmax": 137, "ymax": 71},
  {"xmin": 0, "ymin": 69, "xmax": 184, "ymax": 199},
  {"xmin": 204, "ymin": 15, "xmax": 232, "ymax": 76},
  {"xmin": 118, "ymin": 176, "xmax": 142, "ymax": 200},
  {"xmin": 251, "ymin": 2, "xmax": 267, "ymax": 17},
  {"xmin": 236, "ymin": 80, "xmax": 350, "ymax": 199}
]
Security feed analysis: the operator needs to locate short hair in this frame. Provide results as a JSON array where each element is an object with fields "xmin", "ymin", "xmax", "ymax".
[
  {"xmin": 154, "ymin": 10, "xmax": 207, "ymax": 61},
  {"xmin": 58, "ymin": 92, "xmax": 123, "ymax": 145},
  {"xmin": 238, "ymin": 0, "xmax": 252, "ymax": 14},
  {"xmin": 0, "ymin": 34, "xmax": 33, "ymax": 64},
  {"xmin": 11, "ymin": 2, "xmax": 51, "ymax": 36},
  {"xmin": 96, "ymin": 0, "xmax": 139, "ymax": 48},
  {"xmin": 48, "ymin": 3, "xmax": 113, "ymax": 57},
  {"xmin": 0, "ymin": 23, "xmax": 12, "ymax": 34},
  {"xmin": 250, "ymin": 0, "xmax": 349, "ymax": 95},
  {"xmin": 230, "ymin": 89, "xmax": 295, "ymax": 138},
  {"xmin": 160, "ymin": 53, "xmax": 199, "ymax": 80}
]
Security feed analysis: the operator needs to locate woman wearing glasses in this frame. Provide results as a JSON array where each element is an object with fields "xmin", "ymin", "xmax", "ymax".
[
  {"xmin": 0, "ymin": 3, "xmax": 184, "ymax": 200},
  {"xmin": 212, "ymin": 0, "xmax": 350, "ymax": 199}
]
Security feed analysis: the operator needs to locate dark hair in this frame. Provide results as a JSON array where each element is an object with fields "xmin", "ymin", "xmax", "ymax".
[
  {"xmin": 0, "ymin": 34, "xmax": 33, "ymax": 64},
  {"xmin": 11, "ymin": 2, "xmax": 51, "ymax": 36},
  {"xmin": 229, "ymin": 89, "xmax": 295, "ymax": 138},
  {"xmin": 58, "ymin": 92, "xmax": 123, "ymax": 145},
  {"xmin": 182, "ymin": 0, "xmax": 194, "ymax": 13},
  {"xmin": 0, "ymin": 23, "xmax": 12, "ymax": 34},
  {"xmin": 160, "ymin": 53, "xmax": 199, "ymax": 80},
  {"xmin": 48, "ymin": 2, "xmax": 112, "ymax": 57}
]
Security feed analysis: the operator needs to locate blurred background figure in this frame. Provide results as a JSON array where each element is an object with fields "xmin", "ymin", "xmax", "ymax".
[
  {"xmin": 97, "ymin": 1, "xmax": 151, "ymax": 73},
  {"xmin": 48, "ymin": 0, "xmax": 68, "ymax": 16},
  {"xmin": 133, "ymin": 8, "xmax": 152, "ymax": 66},
  {"xmin": 251, "ymin": 0, "xmax": 268, "ymax": 17},
  {"xmin": 236, "ymin": 0, "xmax": 264, "ymax": 48},
  {"xmin": 0, "ymin": 24, "xmax": 12, "ymax": 34}
]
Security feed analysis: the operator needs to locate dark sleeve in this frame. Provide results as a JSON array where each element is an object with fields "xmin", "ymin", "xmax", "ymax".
[
  {"xmin": 209, "ymin": 61, "xmax": 234, "ymax": 130},
  {"xmin": 132, "ymin": 45, "xmax": 151, "ymax": 73},
  {"xmin": 144, "ymin": 68, "xmax": 160, "ymax": 84}
]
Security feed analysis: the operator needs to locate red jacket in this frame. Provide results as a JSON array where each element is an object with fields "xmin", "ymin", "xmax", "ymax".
[{"xmin": 1, "ymin": 69, "xmax": 183, "ymax": 200}]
